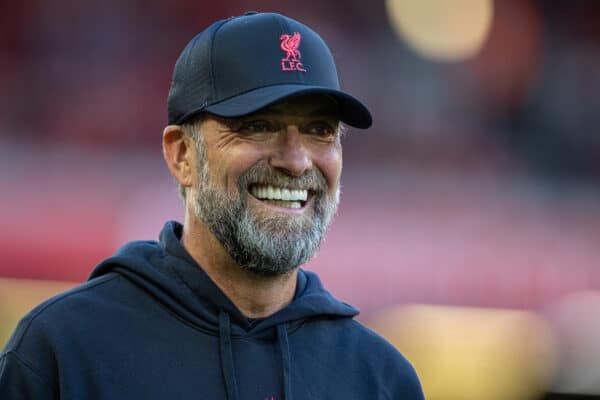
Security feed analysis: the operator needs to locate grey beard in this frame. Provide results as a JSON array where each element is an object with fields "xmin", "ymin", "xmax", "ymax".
[{"xmin": 192, "ymin": 162, "xmax": 339, "ymax": 276}]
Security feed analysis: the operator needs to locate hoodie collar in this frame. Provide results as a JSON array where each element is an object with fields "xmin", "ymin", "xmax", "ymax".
[{"xmin": 91, "ymin": 220, "xmax": 359, "ymax": 336}]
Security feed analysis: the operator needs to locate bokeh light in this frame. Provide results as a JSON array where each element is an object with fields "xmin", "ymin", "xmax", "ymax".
[
  {"xmin": 545, "ymin": 291, "xmax": 600, "ymax": 395},
  {"xmin": 369, "ymin": 304, "xmax": 558, "ymax": 400},
  {"xmin": 386, "ymin": 0, "xmax": 493, "ymax": 61}
]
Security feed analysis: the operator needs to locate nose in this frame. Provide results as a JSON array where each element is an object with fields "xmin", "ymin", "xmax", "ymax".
[{"xmin": 268, "ymin": 127, "xmax": 312, "ymax": 177}]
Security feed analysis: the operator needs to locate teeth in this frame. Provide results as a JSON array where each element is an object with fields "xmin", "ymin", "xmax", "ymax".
[
  {"xmin": 250, "ymin": 185, "xmax": 308, "ymax": 201},
  {"xmin": 263, "ymin": 200, "xmax": 302, "ymax": 209}
]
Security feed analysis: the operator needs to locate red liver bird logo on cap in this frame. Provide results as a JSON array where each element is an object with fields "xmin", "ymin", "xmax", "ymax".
[{"xmin": 280, "ymin": 32, "xmax": 306, "ymax": 72}]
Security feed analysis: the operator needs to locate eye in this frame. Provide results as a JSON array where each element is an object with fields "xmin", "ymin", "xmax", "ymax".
[
  {"xmin": 238, "ymin": 120, "xmax": 279, "ymax": 134},
  {"xmin": 304, "ymin": 121, "xmax": 338, "ymax": 139}
]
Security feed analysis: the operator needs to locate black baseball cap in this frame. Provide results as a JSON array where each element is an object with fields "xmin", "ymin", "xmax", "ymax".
[{"xmin": 167, "ymin": 11, "xmax": 372, "ymax": 129}]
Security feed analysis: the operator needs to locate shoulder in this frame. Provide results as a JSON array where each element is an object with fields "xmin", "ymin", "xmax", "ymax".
[
  {"xmin": 338, "ymin": 318, "xmax": 425, "ymax": 399},
  {"xmin": 1, "ymin": 273, "xmax": 124, "ymax": 391},
  {"xmin": 298, "ymin": 315, "xmax": 423, "ymax": 399},
  {"xmin": 346, "ymin": 319, "xmax": 416, "ymax": 365},
  {"xmin": 2, "ymin": 273, "xmax": 122, "ymax": 354}
]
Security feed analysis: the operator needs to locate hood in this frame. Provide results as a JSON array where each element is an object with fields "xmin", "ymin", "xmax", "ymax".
[
  {"xmin": 89, "ymin": 221, "xmax": 358, "ymax": 400},
  {"xmin": 89, "ymin": 221, "xmax": 358, "ymax": 337}
]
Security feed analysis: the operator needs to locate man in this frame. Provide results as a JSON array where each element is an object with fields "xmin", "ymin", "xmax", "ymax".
[{"xmin": 0, "ymin": 12, "xmax": 424, "ymax": 399}]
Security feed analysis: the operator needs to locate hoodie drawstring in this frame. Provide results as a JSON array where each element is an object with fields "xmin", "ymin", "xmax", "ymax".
[
  {"xmin": 218, "ymin": 311, "xmax": 293, "ymax": 400},
  {"xmin": 219, "ymin": 311, "xmax": 239, "ymax": 400},
  {"xmin": 277, "ymin": 324, "xmax": 293, "ymax": 400}
]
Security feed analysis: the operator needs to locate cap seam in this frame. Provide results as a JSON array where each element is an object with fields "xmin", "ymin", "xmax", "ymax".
[{"xmin": 209, "ymin": 19, "xmax": 232, "ymax": 104}]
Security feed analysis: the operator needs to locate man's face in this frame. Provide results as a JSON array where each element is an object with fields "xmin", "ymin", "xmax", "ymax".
[{"xmin": 190, "ymin": 94, "xmax": 342, "ymax": 275}]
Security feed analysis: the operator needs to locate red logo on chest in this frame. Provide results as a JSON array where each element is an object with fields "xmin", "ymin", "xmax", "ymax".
[{"xmin": 280, "ymin": 32, "xmax": 306, "ymax": 72}]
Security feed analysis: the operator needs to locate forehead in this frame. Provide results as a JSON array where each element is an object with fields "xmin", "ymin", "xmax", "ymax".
[{"xmin": 250, "ymin": 94, "xmax": 339, "ymax": 118}]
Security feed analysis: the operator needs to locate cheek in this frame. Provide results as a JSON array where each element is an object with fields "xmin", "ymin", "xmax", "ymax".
[
  {"xmin": 209, "ymin": 146, "xmax": 266, "ymax": 191},
  {"xmin": 315, "ymin": 144, "xmax": 343, "ymax": 192}
]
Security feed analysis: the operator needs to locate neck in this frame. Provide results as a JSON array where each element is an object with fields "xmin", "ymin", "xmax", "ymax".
[{"xmin": 182, "ymin": 212, "xmax": 298, "ymax": 319}]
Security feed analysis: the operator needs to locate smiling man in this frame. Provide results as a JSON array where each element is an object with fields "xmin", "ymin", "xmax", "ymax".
[{"xmin": 0, "ymin": 12, "xmax": 424, "ymax": 400}]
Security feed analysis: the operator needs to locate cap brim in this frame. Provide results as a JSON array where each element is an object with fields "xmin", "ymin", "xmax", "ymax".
[{"xmin": 203, "ymin": 84, "xmax": 372, "ymax": 129}]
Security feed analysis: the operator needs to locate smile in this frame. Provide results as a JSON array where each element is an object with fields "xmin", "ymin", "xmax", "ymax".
[{"xmin": 249, "ymin": 185, "xmax": 309, "ymax": 209}]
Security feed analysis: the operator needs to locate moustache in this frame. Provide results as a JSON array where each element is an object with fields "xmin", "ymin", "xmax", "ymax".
[{"xmin": 237, "ymin": 163, "xmax": 329, "ymax": 193}]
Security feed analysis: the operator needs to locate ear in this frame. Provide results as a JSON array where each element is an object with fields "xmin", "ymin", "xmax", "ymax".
[{"xmin": 162, "ymin": 125, "xmax": 195, "ymax": 192}]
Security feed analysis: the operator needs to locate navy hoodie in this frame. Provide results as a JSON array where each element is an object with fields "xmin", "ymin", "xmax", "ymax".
[{"xmin": 0, "ymin": 221, "xmax": 424, "ymax": 400}]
